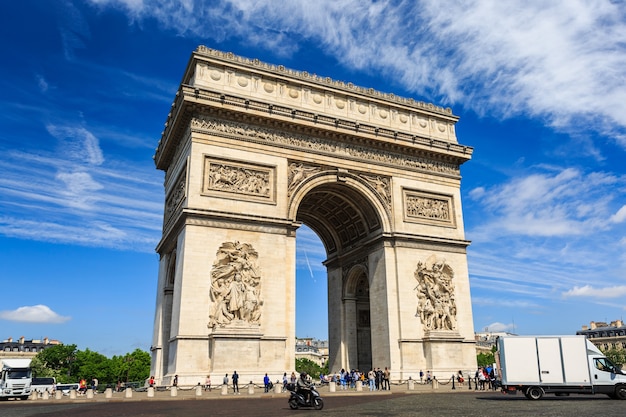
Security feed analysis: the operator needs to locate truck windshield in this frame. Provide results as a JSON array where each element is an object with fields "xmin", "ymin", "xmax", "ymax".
[{"xmin": 7, "ymin": 369, "xmax": 31, "ymax": 379}]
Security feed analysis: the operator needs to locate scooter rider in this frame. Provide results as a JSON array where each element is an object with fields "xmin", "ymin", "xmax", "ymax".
[{"xmin": 296, "ymin": 372, "xmax": 312, "ymax": 404}]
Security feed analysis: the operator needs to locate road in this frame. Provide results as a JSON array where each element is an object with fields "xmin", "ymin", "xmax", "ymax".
[{"xmin": 1, "ymin": 390, "xmax": 622, "ymax": 417}]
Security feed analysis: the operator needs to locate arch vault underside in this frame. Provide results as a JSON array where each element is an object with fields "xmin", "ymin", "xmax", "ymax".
[{"xmin": 149, "ymin": 46, "xmax": 477, "ymax": 385}]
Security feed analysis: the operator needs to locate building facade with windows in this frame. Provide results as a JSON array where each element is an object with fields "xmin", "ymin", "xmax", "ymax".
[
  {"xmin": 576, "ymin": 320, "xmax": 626, "ymax": 351},
  {"xmin": 0, "ymin": 337, "xmax": 62, "ymax": 359}
]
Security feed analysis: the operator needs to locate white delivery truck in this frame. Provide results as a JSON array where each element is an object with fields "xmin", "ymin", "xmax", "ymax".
[
  {"xmin": 497, "ymin": 335, "xmax": 626, "ymax": 400},
  {"xmin": 0, "ymin": 358, "xmax": 33, "ymax": 400}
]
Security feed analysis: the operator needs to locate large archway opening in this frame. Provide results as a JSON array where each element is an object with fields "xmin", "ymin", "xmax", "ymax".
[{"xmin": 294, "ymin": 180, "xmax": 384, "ymax": 373}]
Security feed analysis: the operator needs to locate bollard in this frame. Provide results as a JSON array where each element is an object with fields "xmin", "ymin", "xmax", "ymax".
[
  {"xmin": 42, "ymin": 390, "xmax": 49, "ymax": 400},
  {"xmin": 452, "ymin": 374, "xmax": 456, "ymax": 390},
  {"xmin": 55, "ymin": 390, "xmax": 63, "ymax": 400},
  {"xmin": 86, "ymin": 389, "xmax": 94, "ymax": 399},
  {"xmin": 105, "ymin": 387, "xmax": 113, "ymax": 398},
  {"xmin": 170, "ymin": 386, "xmax": 177, "ymax": 397},
  {"xmin": 69, "ymin": 389, "xmax": 77, "ymax": 399},
  {"xmin": 356, "ymin": 380, "xmax": 363, "ymax": 392},
  {"xmin": 408, "ymin": 379, "xmax": 415, "ymax": 390},
  {"xmin": 468, "ymin": 375, "xmax": 472, "ymax": 390},
  {"xmin": 125, "ymin": 388, "xmax": 133, "ymax": 398},
  {"xmin": 248, "ymin": 383, "xmax": 254, "ymax": 395},
  {"xmin": 432, "ymin": 376, "xmax": 439, "ymax": 389},
  {"xmin": 147, "ymin": 386, "xmax": 155, "ymax": 398},
  {"xmin": 274, "ymin": 381, "xmax": 281, "ymax": 394},
  {"xmin": 329, "ymin": 381, "xmax": 336, "ymax": 392},
  {"xmin": 196, "ymin": 384, "xmax": 203, "ymax": 396},
  {"xmin": 30, "ymin": 390, "xmax": 38, "ymax": 400},
  {"xmin": 221, "ymin": 384, "xmax": 228, "ymax": 395}
]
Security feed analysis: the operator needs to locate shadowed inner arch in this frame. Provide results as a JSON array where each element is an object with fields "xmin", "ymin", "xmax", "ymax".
[{"xmin": 295, "ymin": 183, "xmax": 382, "ymax": 257}]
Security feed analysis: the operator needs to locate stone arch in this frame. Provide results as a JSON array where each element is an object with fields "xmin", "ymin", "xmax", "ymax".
[
  {"xmin": 150, "ymin": 47, "xmax": 477, "ymax": 385},
  {"xmin": 288, "ymin": 171, "xmax": 391, "ymax": 256}
]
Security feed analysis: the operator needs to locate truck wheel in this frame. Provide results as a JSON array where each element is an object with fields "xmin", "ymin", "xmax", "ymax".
[
  {"xmin": 615, "ymin": 385, "xmax": 626, "ymax": 400},
  {"xmin": 526, "ymin": 386, "xmax": 544, "ymax": 400}
]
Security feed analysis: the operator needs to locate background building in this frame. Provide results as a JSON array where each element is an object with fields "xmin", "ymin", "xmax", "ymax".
[
  {"xmin": 576, "ymin": 320, "xmax": 626, "ymax": 351},
  {"xmin": 295, "ymin": 338, "xmax": 329, "ymax": 367},
  {"xmin": 0, "ymin": 336, "xmax": 62, "ymax": 359}
]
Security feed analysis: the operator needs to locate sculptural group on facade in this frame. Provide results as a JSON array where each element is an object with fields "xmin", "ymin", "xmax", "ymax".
[
  {"xmin": 414, "ymin": 256, "xmax": 457, "ymax": 331},
  {"xmin": 208, "ymin": 241, "xmax": 263, "ymax": 328}
]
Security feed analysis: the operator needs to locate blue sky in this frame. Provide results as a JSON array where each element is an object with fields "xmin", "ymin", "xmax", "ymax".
[{"xmin": 1, "ymin": 0, "xmax": 625, "ymax": 357}]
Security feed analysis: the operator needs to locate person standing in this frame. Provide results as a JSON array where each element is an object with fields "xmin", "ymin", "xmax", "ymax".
[
  {"xmin": 368, "ymin": 369, "xmax": 376, "ymax": 391},
  {"xmin": 383, "ymin": 367, "xmax": 390, "ymax": 390},
  {"xmin": 205, "ymin": 375, "xmax": 211, "ymax": 391},
  {"xmin": 149, "ymin": 376, "xmax": 155, "ymax": 387},
  {"xmin": 223, "ymin": 373, "xmax": 229, "ymax": 389},
  {"xmin": 264, "ymin": 373, "xmax": 271, "ymax": 393},
  {"xmin": 232, "ymin": 370, "xmax": 239, "ymax": 394},
  {"xmin": 172, "ymin": 375, "xmax": 178, "ymax": 387}
]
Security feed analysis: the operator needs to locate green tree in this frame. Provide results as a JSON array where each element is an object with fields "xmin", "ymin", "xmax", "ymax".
[
  {"xmin": 295, "ymin": 358, "xmax": 328, "ymax": 379},
  {"xmin": 602, "ymin": 347, "xmax": 626, "ymax": 367},
  {"xmin": 111, "ymin": 349, "xmax": 151, "ymax": 384},
  {"xmin": 31, "ymin": 344, "xmax": 78, "ymax": 383},
  {"xmin": 476, "ymin": 347, "xmax": 495, "ymax": 368},
  {"xmin": 74, "ymin": 349, "xmax": 112, "ymax": 385}
]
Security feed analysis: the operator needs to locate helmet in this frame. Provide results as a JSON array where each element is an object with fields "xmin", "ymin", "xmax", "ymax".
[{"xmin": 300, "ymin": 372, "xmax": 307, "ymax": 378}]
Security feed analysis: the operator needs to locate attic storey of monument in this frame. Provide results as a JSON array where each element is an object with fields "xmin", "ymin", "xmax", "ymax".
[{"xmin": 150, "ymin": 46, "xmax": 476, "ymax": 385}]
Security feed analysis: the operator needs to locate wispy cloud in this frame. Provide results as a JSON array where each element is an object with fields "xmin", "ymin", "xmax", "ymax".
[
  {"xmin": 88, "ymin": 0, "xmax": 626, "ymax": 153},
  {"xmin": 0, "ymin": 305, "xmax": 71, "ymax": 324},
  {"xmin": 563, "ymin": 285, "xmax": 626, "ymax": 299},
  {"xmin": 0, "ymin": 122, "xmax": 163, "ymax": 252}
]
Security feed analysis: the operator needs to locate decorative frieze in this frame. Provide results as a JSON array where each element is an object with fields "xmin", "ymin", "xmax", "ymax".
[
  {"xmin": 403, "ymin": 189, "xmax": 455, "ymax": 227},
  {"xmin": 164, "ymin": 167, "xmax": 186, "ymax": 224},
  {"xmin": 191, "ymin": 115, "xmax": 460, "ymax": 176},
  {"xmin": 203, "ymin": 156, "xmax": 276, "ymax": 204}
]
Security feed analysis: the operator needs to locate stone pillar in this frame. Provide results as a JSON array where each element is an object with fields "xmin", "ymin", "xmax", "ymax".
[
  {"xmin": 329, "ymin": 381, "xmax": 336, "ymax": 392},
  {"xmin": 432, "ymin": 377, "xmax": 439, "ymax": 390},
  {"xmin": 274, "ymin": 382, "xmax": 281, "ymax": 394},
  {"xmin": 105, "ymin": 388, "xmax": 113, "ymax": 398},
  {"xmin": 408, "ymin": 379, "xmax": 415, "ymax": 390},
  {"xmin": 221, "ymin": 384, "xmax": 228, "ymax": 395},
  {"xmin": 86, "ymin": 389, "xmax": 94, "ymax": 399},
  {"xmin": 248, "ymin": 383, "xmax": 255, "ymax": 395},
  {"xmin": 356, "ymin": 380, "xmax": 363, "ymax": 392},
  {"xmin": 42, "ymin": 390, "xmax": 49, "ymax": 400},
  {"xmin": 69, "ymin": 389, "xmax": 77, "ymax": 399},
  {"xmin": 55, "ymin": 390, "xmax": 63, "ymax": 400},
  {"xmin": 195, "ymin": 384, "xmax": 202, "ymax": 396},
  {"xmin": 147, "ymin": 387, "xmax": 155, "ymax": 398},
  {"xmin": 30, "ymin": 391, "xmax": 38, "ymax": 400},
  {"xmin": 125, "ymin": 388, "xmax": 133, "ymax": 398},
  {"xmin": 170, "ymin": 386, "xmax": 178, "ymax": 397}
]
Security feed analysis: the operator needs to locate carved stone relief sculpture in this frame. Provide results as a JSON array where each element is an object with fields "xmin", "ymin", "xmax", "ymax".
[
  {"xmin": 287, "ymin": 162, "xmax": 321, "ymax": 195},
  {"xmin": 414, "ymin": 255, "xmax": 457, "ymax": 331},
  {"xmin": 208, "ymin": 241, "xmax": 263, "ymax": 328},
  {"xmin": 361, "ymin": 174, "xmax": 391, "ymax": 209}
]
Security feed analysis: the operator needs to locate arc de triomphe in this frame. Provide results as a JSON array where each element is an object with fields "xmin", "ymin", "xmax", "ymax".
[{"xmin": 150, "ymin": 46, "xmax": 476, "ymax": 385}]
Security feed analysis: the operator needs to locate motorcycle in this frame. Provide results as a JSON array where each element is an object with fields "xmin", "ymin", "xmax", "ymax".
[{"xmin": 287, "ymin": 383, "xmax": 324, "ymax": 410}]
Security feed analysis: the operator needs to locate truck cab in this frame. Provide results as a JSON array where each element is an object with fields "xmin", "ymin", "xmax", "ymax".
[{"xmin": 0, "ymin": 359, "xmax": 33, "ymax": 400}]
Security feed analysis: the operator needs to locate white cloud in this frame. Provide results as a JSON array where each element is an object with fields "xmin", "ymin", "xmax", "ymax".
[
  {"xmin": 480, "ymin": 322, "xmax": 516, "ymax": 333},
  {"xmin": 611, "ymin": 205, "xmax": 626, "ymax": 224},
  {"xmin": 87, "ymin": 0, "xmax": 626, "ymax": 153},
  {"xmin": 0, "ymin": 305, "xmax": 71, "ymax": 324},
  {"xmin": 563, "ymin": 285, "xmax": 626, "ymax": 299},
  {"xmin": 469, "ymin": 167, "xmax": 625, "ymax": 238}
]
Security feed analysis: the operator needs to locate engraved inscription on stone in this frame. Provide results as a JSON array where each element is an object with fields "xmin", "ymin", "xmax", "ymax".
[
  {"xmin": 208, "ymin": 241, "xmax": 263, "ymax": 328},
  {"xmin": 414, "ymin": 255, "xmax": 456, "ymax": 331},
  {"xmin": 404, "ymin": 190, "xmax": 454, "ymax": 226},
  {"xmin": 203, "ymin": 157, "xmax": 275, "ymax": 203}
]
